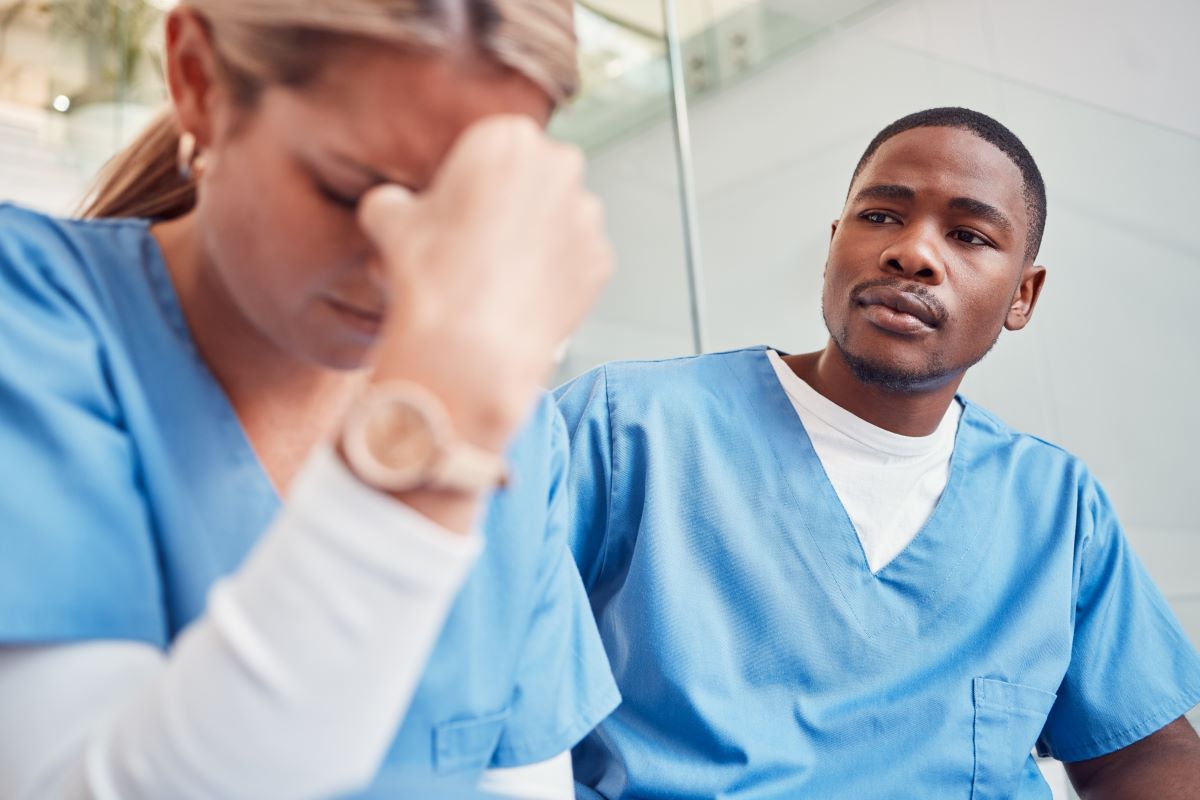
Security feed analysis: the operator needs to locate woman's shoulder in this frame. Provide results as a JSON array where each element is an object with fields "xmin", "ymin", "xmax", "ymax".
[
  {"xmin": 0, "ymin": 203, "xmax": 149, "ymax": 285},
  {"xmin": 0, "ymin": 201, "xmax": 146, "ymax": 244},
  {"xmin": 0, "ymin": 203, "xmax": 155, "ymax": 331},
  {"xmin": 0, "ymin": 203, "xmax": 75, "ymax": 275}
]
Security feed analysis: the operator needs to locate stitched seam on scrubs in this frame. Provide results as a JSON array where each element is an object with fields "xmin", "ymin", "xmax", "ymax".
[
  {"xmin": 598, "ymin": 344, "xmax": 769, "ymax": 370},
  {"xmin": 45, "ymin": 215, "xmax": 158, "ymax": 419},
  {"xmin": 1074, "ymin": 476, "xmax": 1104, "ymax": 596},
  {"xmin": 62, "ymin": 213, "xmax": 148, "ymax": 231},
  {"xmin": 876, "ymin": 403, "xmax": 993, "ymax": 626},
  {"xmin": 142, "ymin": 231, "xmax": 285, "ymax": 512},
  {"xmin": 737, "ymin": 351, "xmax": 870, "ymax": 637},
  {"xmin": 142, "ymin": 229, "xmax": 196, "ymax": 358},
  {"xmin": 595, "ymin": 365, "xmax": 616, "ymax": 590},
  {"xmin": 28, "ymin": 236, "xmax": 123, "ymax": 415},
  {"xmin": 138, "ymin": 230, "xmax": 284, "ymax": 580},
  {"xmin": 761, "ymin": 350, "xmax": 876, "ymax": 574},
  {"xmin": 488, "ymin": 682, "xmax": 621, "ymax": 767},
  {"xmin": 1049, "ymin": 683, "xmax": 1200, "ymax": 762}
]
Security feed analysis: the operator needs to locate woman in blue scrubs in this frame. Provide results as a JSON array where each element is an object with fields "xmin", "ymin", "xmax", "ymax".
[
  {"xmin": 557, "ymin": 108, "xmax": 1200, "ymax": 798},
  {"xmin": 0, "ymin": 1, "xmax": 617, "ymax": 797}
]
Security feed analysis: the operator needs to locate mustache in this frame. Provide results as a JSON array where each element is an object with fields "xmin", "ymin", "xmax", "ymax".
[{"xmin": 848, "ymin": 277, "xmax": 948, "ymax": 325}]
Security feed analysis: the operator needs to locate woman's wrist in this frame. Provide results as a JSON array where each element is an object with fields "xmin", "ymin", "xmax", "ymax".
[
  {"xmin": 368, "ymin": 325, "xmax": 546, "ymax": 454},
  {"xmin": 333, "ymin": 435, "xmax": 484, "ymax": 535}
]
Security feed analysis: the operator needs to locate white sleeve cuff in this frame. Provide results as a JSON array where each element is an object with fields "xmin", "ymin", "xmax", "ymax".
[{"xmin": 288, "ymin": 444, "xmax": 484, "ymax": 589}]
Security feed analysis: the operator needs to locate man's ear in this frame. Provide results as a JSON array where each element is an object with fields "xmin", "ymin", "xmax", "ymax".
[
  {"xmin": 1005, "ymin": 263, "xmax": 1047, "ymax": 331},
  {"xmin": 163, "ymin": 8, "xmax": 223, "ymax": 151},
  {"xmin": 830, "ymin": 219, "xmax": 839, "ymax": 240}
]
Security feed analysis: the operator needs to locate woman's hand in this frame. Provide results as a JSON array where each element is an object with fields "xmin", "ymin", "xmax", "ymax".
[{"xmin": 358, "ymin": 115, "xmax": 612, "ymax": 452}]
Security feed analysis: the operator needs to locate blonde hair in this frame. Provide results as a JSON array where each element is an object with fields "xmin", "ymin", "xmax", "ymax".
[{"xmin": 83, "ymin": 0, "xmax": 577, "ymax": 220}]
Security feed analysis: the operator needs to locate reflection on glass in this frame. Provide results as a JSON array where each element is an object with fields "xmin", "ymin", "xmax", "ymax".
[
  {"xmin": 552, "ymin": 0, "xmax": 901, "ymax": 377},
  {"xmin": 551, "ymin": 1, "xmax": 699, "ymax": 380},
  {"xmin": 554, "ymin": 0, "xmax": 888, "ymax": 151},
  {"xmin": 0, "ymin": 0, "xmax": 168, "ymax": 211}
]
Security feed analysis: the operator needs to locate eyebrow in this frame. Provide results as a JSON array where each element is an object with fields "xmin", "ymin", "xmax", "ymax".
[
  {"xmin": 853, "ymin": 183, "xmax": 1014, "ymax": 233},
  {"xmin": 328, "ymin": 151, "xmax": 389, "ymax": 186},
  {"xmin": 948, "ymin": 196, "xmax": 1013, "ymax": 233},
  {"xmin": 852, "ymin": 184, "xmax": 915, "ymax": 204}
]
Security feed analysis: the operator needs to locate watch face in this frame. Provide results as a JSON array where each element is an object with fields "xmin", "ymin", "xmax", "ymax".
[{"xmin": 366, "ymin": 400, "xmax": 438, "ymax": 474}]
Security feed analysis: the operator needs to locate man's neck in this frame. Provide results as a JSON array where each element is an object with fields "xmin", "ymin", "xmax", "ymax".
[{"xmin": 781, "ymin": 344, "xmax": 962, "ymax": 437}]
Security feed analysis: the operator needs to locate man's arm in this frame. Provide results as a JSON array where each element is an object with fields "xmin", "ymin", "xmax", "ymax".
[{"xmin": 1065, "ymin": 716, "xmax": 1200, "ymax": 799}]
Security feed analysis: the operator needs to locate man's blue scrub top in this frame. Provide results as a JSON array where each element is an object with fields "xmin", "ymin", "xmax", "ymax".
[
  {"xmin": 0, "ymin": 204, "xmax": 619, "ymax": 797},
  {"xmin": 556, "ymin": 345, "xmax": 1200, "ymax": 800}
]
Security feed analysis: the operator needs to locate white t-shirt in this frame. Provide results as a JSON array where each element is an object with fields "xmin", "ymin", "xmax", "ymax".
[{"xmin": 766, "ymin": 350, "xmax": 963, "ymax": 574}]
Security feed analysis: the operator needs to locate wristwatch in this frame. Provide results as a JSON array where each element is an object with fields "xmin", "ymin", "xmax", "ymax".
[{"xmin": 340, "ymin": 381, "xmax": 508, "ymax": 494}]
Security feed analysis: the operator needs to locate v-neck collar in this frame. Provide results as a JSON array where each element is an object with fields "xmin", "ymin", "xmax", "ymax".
[
  {"xmin": 766, "ymin": 348, "xmax": 961, "ymax": 459},
  {"xmin": 140, "ymin": 221, "xmax": 283, "ymax": 509},
  {"xmin": 737, "ymin": 346, "xmax": 991, "ymax": 641}
]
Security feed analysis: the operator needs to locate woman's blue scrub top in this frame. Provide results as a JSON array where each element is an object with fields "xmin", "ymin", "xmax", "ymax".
[
  {"xmin": 556, "ymin": 346, "xmax": 1200, "ymax": 800},
  {"xmin": 0, "ymin": 204, "xmax": 619, "ymax": 798}
]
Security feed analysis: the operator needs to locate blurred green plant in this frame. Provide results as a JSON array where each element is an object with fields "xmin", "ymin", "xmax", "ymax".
[
  {"xmin": 43, "ymin": 0, "xmax": 164, "ymax": 104},
  {"xmin": 0, "ymin": 0, "xmax": 33, "ymax": 62}
]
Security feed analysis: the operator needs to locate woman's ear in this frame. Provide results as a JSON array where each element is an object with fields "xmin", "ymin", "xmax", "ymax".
[{"xmin": 163, "ymin": 8, "xmax": 223, "ymax": 151}]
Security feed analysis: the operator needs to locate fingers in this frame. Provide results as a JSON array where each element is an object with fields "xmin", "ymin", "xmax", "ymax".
[
  {"xmin": 357, "ymin": 184, "xmax": 415, "ymax": 253},
  {"xmin": 442, "ymin": 115, "xmax": 585, "ymax": 199}
]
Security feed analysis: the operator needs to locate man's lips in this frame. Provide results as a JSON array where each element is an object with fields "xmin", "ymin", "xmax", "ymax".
[{"xmin": 854, "ymin": 285, "xmax": 940, "ymax": 330}]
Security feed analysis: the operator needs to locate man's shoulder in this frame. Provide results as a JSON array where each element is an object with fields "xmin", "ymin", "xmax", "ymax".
[
  {"xmin": 559, "ymin": 346, "xmax": 769, "ymax": 400},
  {"xmin": 958, "ymin": 397, "xmax": 1093, "ymax": 482}
]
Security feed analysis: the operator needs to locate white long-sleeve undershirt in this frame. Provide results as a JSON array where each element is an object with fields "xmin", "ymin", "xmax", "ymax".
[{"xmin": 0, "ymin": 446, "xmax": 571, "ymax": 799}]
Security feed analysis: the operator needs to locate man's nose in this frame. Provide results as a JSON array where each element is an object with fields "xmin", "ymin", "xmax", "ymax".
[{"xmin": 878, "ymin": 222, "xmax": 946, "ymax": 284}]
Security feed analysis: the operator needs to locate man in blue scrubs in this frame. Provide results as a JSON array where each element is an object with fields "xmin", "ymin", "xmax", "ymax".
[{"xmin": 556, "ymin": 107, "xmax": 1200, "ymax": 798}]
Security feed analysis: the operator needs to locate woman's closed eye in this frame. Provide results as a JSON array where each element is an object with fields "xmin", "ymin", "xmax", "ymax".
[{"xmin": 316, "ymin": 182, "xmax": 364, "ymax": 212}]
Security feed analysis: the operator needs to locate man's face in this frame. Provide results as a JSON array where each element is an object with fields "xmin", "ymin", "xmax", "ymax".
[{"xmin": 823, "ymin": 126, "xmax": 1039, "ymax": 392}]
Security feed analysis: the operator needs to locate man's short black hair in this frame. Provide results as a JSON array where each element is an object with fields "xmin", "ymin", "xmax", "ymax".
[{"xmin": 851, "ymin": 107, "xmax": 1047, "ymax": 261}]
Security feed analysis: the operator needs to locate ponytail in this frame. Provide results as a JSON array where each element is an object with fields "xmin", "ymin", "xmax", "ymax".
[{"xmin": 81, "ymin": 108, "xmax": 196, "ymax": 220}]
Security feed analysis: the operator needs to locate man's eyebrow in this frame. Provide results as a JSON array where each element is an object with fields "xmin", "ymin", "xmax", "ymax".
[
  {"xmin": 949, "ymin": 196, "xmax": 1013, "ymax": 233},
  {"xmin": 852, "ymin": 184, "xmax": 916, "ymax": 204}
]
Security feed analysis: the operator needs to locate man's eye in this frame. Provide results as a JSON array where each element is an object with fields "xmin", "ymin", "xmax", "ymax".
[
  {"xmin": 861, "ymin": 211, "xmax": 898, "ymax": 224},
  {"xmin": 952, "ymin": 230, "xmax": 992, "ymax": 247}
]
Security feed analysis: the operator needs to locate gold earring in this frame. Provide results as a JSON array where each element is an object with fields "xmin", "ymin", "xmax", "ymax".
[{"xmin": 177, "ymin": 131, "xmax": 204, "ymax": 180}]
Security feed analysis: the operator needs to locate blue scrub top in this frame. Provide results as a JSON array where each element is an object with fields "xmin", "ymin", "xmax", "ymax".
[
  {"xmin": 555, "ymin": 346, "xmax": 1200, "ymax": 800},
  {"xmin": 0, "ymin": 204, "xmax": 619, "ymax": 797}
]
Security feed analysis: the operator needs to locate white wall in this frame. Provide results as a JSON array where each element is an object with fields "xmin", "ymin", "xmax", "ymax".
[{"xmin": 565, "ymin": 0, "xmax": 1200, "ymax": 760}]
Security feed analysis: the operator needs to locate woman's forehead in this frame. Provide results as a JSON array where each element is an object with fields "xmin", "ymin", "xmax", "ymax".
[{"xmin": 264, "ymin": 45, "xmax": 552, "ymax": 186}]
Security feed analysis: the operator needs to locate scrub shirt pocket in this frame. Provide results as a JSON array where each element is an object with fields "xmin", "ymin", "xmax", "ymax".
[
  {"xmin": 433, "ymin": 707, "xmax": 511, "ymax": 775},
  {"xmin": 971, "ymin": 678, "xmax": 1057, "ymax": 800}
]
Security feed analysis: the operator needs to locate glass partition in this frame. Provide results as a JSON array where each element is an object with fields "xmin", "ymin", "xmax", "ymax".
[{"xmin": 549, "ymin": 1, "xmax": 698, "ymax": 379}]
